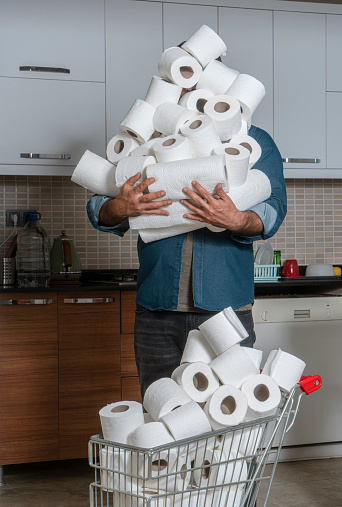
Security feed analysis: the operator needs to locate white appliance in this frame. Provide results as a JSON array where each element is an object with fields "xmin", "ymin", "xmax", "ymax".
[{"xmin": 253, "ymin": 296, "xmax": 342, "ymax": 461}]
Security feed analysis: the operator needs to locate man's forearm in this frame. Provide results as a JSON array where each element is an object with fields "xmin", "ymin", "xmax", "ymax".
[
  {"xmin": 231, "ymin": 210, "xmax": 264, "ymax": 236},
  {"xmin": 99, "ymin": 198, "xmax": 126, "ymax": 227}
]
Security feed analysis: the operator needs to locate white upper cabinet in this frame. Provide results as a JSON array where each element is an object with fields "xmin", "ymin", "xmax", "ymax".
[
  {"xmin": 327, "ymin": 15, "xmax": 342, "ymax": 92},
  {"xmin": 105, "ymin": 0, "xmax": 163, "ymax": 141},
  {"xmin": 274, "ymin": 11, "xmax": 326, "ymax": 176},
  {"xmin": 219, "ymin": 7, "xmax": 273, "ymax": 136},
  {"xmin": 0, "ymin": 0, "xmax": 105, "ymax": 82}
]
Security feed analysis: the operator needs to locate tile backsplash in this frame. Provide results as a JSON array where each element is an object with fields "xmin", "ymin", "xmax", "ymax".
[{"xmin": 1, "ymin": 176, "xmax": 341, "ymax": 269}]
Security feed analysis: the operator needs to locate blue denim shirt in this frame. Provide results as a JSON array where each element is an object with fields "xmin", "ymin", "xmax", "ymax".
[{"xmin": 87, "ymin": 125, "xmax": 287, "ymax": 311}]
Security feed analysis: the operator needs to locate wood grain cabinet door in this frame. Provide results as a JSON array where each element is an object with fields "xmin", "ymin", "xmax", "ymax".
[
  {"xmin": 0, "ymin": 293, "xmax": 59, "ymax": 465},
  {"xmin": 58, "ymin": 291, "xmax": 121, "ymax": 459}
]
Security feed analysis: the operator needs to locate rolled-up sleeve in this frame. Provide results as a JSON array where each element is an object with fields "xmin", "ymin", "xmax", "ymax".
[{"xmin": 86, "ymin": 194, "xmax": 129, "ymax": 236}]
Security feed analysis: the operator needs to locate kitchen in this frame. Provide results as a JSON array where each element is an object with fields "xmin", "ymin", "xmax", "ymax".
[{"xmin": 1, "ymin": 0, "xmax": 342, "ymax": 506}]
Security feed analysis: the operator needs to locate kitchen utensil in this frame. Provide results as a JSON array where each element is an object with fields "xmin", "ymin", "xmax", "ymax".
[
  {"xmin": 254, "ymin": 242, "xmax": 273, "ymax": 265},
  {"xmin": 305, "ymin": 263, "xmax": 335, "ymax": 277},
  {"xmin": 50, "ymin": 230, "xmax": 82, "ymax": 281},
  {"xmin": 282, "ymin": 259, "xmax": 299, "ymax": 277}
]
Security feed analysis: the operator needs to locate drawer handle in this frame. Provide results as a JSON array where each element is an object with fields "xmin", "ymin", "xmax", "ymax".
[
  {"xmin": 19, "ymin": 65, "xmax": 70, "ymax": 74},
  {"xmin": 282, "ymin": 158, "xmax": 321, "ymax": 164},
  {"xmin": 20, "ymin": 153, "xmax": 71, "ymax": 160},
  {"xmin": 0, "ymin": 299, "xmax": 53, "ymax": 305},
  {"xmin": 63, "ymin": 297, "xmax": 114, "ymax": 304}
]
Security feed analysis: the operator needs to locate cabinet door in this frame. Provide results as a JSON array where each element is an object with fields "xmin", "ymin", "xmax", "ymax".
[
  {"xmin": 274, "ymin": 11, "xmax": 326, "ymax": 175},
  {"xmin": 327, "ymin": 14, "xmax": 342, "ymax": 92},
  {"xmin": 105, "ymin": 0, "xmax": 162, "ymax": 140},
  {"xmin": 0, "ymin": 0, "xmax": 105, "ymax": 82},
  {"xmin": 0, "ymin": 293, "xmax": 58, "ymax": 465},
  {"xmin": 0, "ymin": 77, "xmax": 105, "ymax": 175},
  {"xmin": 219, "ymin": 7, "xmax": 273, "ymax": 136},
  {"xmin": 58, "ymin": 292, "xmax": 121, "ymax": 459}
]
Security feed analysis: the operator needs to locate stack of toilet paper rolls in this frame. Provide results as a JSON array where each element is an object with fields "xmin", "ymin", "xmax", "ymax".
[
  {"xmin": 98, "ymin": 305, "xmax": 306, "ymax": 504},
  {"xmin": 71, "ymin": 24, "xmax": 271, "ymax": 243}
]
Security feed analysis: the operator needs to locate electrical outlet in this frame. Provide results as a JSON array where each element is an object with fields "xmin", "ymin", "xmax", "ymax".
[{"xmin": 6, "ymin": 209, "xmax": 37, "ymax": 227}]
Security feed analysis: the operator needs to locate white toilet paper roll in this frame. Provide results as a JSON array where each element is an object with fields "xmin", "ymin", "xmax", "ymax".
[
  {"xmin": 193, "ymin": 448, "xmax": 247, "ymax": 489},
  {"xmin": 180, "ymin": 115, "xmax": 222, "ymax": 158},
  {"xmin": 219, "ymin": 424, "xmax": 264, "ymax": 459},
  {"xmin": 153, "ymin": 134, "xmax": 193, "ymax": 163},
  {"xmin": 178, "ymin": 88, "xmax": 214, "ymax": 113},
  {"xmin": 181, "ymin": 329, "xmax": 216, "ymax": 365},
  {"xmin": 115, "ymin": 155, "xmax": 156, "ymax": 188},
  {"xmin": 226, "ymin": 74, "xmax": 266, "ymax": 121},
  {"xmin": 145, "ymin": 451, "xmax": 191, "ymax": 492},
  {"xmin": 100, "ymin": 447, "xmax": 138, "ymax": 492},
  {"xmin": 242, "ymin": 347, "xmax": 263, "ymax": 370},
  {"xmin": 262, "ymin": 349, "xmax": 306, "ymax": 392},
  {"xmin": 181, "ymin": 25, "xmax": 227, "ymax": 68},
  {"xmin": 241, "ymin": 374, "xmax": 282, "ymax": 419},
  {"xmin": 199, "ymin": 306, "xmax": 249, "ymax": 356},
  {"xmin": 196, "ymin": 60, "xmax": 239, "ymax": 95},
  {"xmin": 160, "ymin": 401, "xmax": 212, "ymax": 441},
  {"xmin": 129, "ymin": 201, "xmax": 204, "ymax": 231},
  {"xmin": 209, "ymin": 345, "xmax": 260, "ymax": 388},
  {"xmin": 106, "ymin": 133, "xmax": 140, "ymax": 165},
  {"xmin": 153, "ymin": 102, "xmax": 197, "ymax": 136},
  {"xmin": 71, "ymin": 150, "xmax": 120, "ymax": 197},
  {"xmin": 168, "ymin": 488, "xmax": 243, "ymax": 507},
  {"xmin": 131, "ymin": 138, "xmax": 159, "ymax": 157},
  {"xmin": 204, "ymin": 384, "xmax": 248, "ymax": 429},
  {"xmin": 120, "ymin": 99, "xmax": 156, "ymax": 144},
  {"xmin": 228, "ymin": 169, "xmax": 271, "ymax": 211},
  {"xmin": 145, "ymin": 76, "xmax": 182, "ymax": 109},
  {"xmin": 143, "ymin": 377, "xmax": 192, "ymax": 421},
  {"xmin": 204, "ymin": 95, "xmax": 242, "ymax": 141},
  {"xmin": 158, "ymin": 47, "xmax": 203, "ymax": 89},
  {"xmin": 146, "ymin": 155, "xmax": 228, "ymax": 201},
  {"xmin": 228, "ymin": 134, "xmax": 262, "ymax": 169},
  {"xmin": 237, "ymin": 120, "xmax": 250, "ymax": 136},
  {"xmin": 128, "ymin": 421, "xmax": 174, "ymax": 449},
  {"xmin": 212, "ymin": 142, "xmax": 250, "ymax": 188},
  {"xmin": 171, "ymin": 361, "xmax": 220, "ymax": 403},
  {"xmin": 99, "ymin": 400, "xmax": 145, "ymax": 444}
]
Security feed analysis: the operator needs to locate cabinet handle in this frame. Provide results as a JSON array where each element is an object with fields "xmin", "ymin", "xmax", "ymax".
[
  {"xmin": 20, "ymin": 153, "xmax": 71, "ymax": 160},
  {"xmin": 0, "ymin": 299, "xmax": 53, "ymax": 305},
  {"xmin": 63, "ymin": 297, "xmax": 115, "ymax": 304},
  {"xmin": 19, "ymin": 65, "xmax": 70, "ymax": 74},
  {"xmin": 282, "ymin": 158, "xmax": 321, "ymax": 164}
]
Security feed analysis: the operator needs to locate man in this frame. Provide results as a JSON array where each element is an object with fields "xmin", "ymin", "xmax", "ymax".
[{"xmin": 87, "ymin": 116, "xmax": 286, "ymax": 399}]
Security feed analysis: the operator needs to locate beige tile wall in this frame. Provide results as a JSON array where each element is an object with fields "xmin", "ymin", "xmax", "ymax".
[{"xmin": 1, "ymin": 176, "xmax": 341, "ymax": 269}]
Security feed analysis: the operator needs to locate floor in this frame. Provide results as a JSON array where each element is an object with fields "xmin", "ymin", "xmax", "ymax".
[{"xmin": 0, "ymin": 457, "xmax": 342, "ymax": 507}]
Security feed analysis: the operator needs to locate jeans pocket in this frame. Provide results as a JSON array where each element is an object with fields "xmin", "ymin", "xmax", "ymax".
[{"xmin": 135, "ymin": 304, "xmax": 149, "ymax": 316}]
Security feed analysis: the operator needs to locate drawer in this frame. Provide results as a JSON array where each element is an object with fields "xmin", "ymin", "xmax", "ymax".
[{"xmin": 121, "ymin": 291, "xmax": 136, "ymax": 334}]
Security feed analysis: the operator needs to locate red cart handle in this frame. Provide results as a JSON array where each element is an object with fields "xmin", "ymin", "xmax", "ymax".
[{"xmin": 298, "ymin": 374, "xmax": 322, "ymax": 394}]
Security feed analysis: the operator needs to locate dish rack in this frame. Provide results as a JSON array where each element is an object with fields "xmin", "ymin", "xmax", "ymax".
[{"xmin": 254, "ymin": 264, "xmax": 281, "ymax": 282}]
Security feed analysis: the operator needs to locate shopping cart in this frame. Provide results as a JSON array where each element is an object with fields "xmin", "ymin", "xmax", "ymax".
[{"xmin": 88, "ymin": 374, "xmax": 322, "ymax": 507}]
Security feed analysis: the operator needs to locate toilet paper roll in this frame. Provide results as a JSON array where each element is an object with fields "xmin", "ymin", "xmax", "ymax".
[
  {"xmin": 209, "ymin": 345, "xmax": 260, "ymax": 388},
  {"xmin": 143, "ymin": 377, "xmax": 192, "ymax": 421},
  {"xmin": 168, "ymin": 488, "xmax": 243, "ymax": 507},
  {"xmin": 180, "ymin": 115, "xmax": 222, "ymax": 158},
  {"xmin": 242, "ymin": 347, "xmax": 263, "ymax": 370},
  {"xmin": 158, "ymin": 47, "xmax": 203, "ymax": 89},
  {"xmin": 106, "ymin": 133, "xmax": 140, "ymax": 165},
  {"xmin": 181, "ymin": 25, "xmax": 227, "ymax": 68},
  {"xmin": 178, "ymin": 88, "xmax": 214, "ymax": 113},
  {"xmin": 145, "ymin": 76, "xmax": 182, "ymax": 109},
  {"xmin": 204, "ymin": 95, "xmax": 242, "ymax": 141},
  {"xmin": 241, "ymin": 374, "xmax": 282, "ymax": 419},
  {"xmin": 100, "ymin": 447, "xmax": 138, "ymax": 492},
  {"xmin": 237, "ymin": 120, "xmax": 250, "ymax": 136},
  {"xmin": 71, "ymin": 150, "xmax": 120, "ymax": 197},
  {"xmin": 129, "ymin": 201, "xmax": 205, "ymax": 231},
  {"xmin": 226, "ymin": 74, "xmax": 266, "ymax": 121},
  {"xmin": 199, "ymin": 307, "xmax": 249, "ymax": 356},
  {"xmin": 228, "ymin": 134, "xmax": 262, "ymax": 169},
  {"xmin": 160, "ymin": 401, "xmax": 212, "ymax": 441},
  {"xmin": 181, "ymin": 329, "xmax": 216, "ymax": 365},
  {"xmin": 146, "ymin": 155, "xmax": 228, "ymax": 201},
  {"xmin": 262, "ymin": 349, "xmax": 306, "ymax": 392},
  {"xmin": 99, "ymin": 400, "xmax": 145, "ymax": 444},
  {"xmin": 228, "ymin": 169, "xmax": 271, "ymax": 211},
  {"xmin": 128, "ymin": 421, "xmax": 174, "ymax": 449},
  {"xmin": 120, "ymin": 99, "xmax": 156, "ymax": 144},
  {"xmin": 171, "ymin": 361, "xmax": 220, "ymax": 403},
  {"xmin": 196, "ymin": 60, "xmax": 239, "ymax": 95},
  {"xmin": 193, "ymin": 448, "xmax": 247, "ymax": 489},
  {"xmin": 131, "ymin": 138, "xmax": 159, "ymax": 157},
  {"xmin": 204, "ymin": 384, "xmax": 248, "ymax": 429},
  {"xmin": 219, "ymin": 424, "xmax": 264, "ymax": 459},
  {"xmin": 153, "ymin": 102, "xmax": 197, "ymax": 136},
  {"xmin": 145, "ymin": 451, "xmax": 191, "ymax": 492},
  {"xmin": 115, "ymin": 155, "xmax": 156, "ymax": 188},
  {"xmin": 212, "ymin": 143, "xmax": 250, "ymax": 188},
  {"xmin": 138, "ymin": 222, "xmax": 205, "ymax": 243},
  {"xmin": 153, "ymin": 134, "xmax": 193, "ymax": 163}
]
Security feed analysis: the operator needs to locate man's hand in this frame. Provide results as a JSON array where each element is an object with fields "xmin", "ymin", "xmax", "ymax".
[
  {"xmin": 181, "ymin": 181, "xmax": 264, "ymax": 235},
  {"xmin": 99, "ymin": 172, "xmax": 172, "ymax": 227}
]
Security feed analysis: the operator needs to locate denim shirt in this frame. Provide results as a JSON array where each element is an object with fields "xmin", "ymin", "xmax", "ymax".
[{"xmin": 87, "ymin": 125, "xmax": 287, "ymax": 311}]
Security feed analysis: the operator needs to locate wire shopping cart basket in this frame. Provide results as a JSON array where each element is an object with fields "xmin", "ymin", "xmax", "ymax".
[{"xmin": 88, "ymin": 374, "xmax": 322, "ymax": 507}]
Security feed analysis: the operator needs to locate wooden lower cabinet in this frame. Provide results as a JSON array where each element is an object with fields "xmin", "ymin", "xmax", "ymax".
[{"xmin": 120, "ymin": 291, "xmax": 141, "ymax": 402}]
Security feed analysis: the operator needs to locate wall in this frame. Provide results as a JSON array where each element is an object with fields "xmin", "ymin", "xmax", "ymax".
[{"xmin": 1, "ymin": 175, "xmax": 341, "ymax": 269}]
